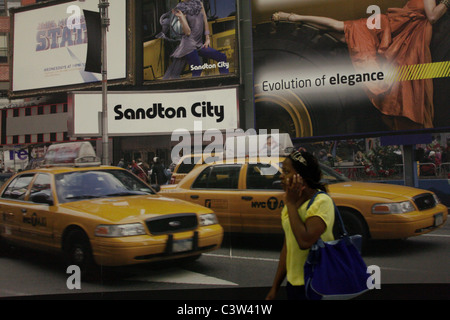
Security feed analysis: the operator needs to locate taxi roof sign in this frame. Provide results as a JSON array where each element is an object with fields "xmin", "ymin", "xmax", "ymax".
[{"xmin": 44, "ymin": 142, "xmax": 101, "ymax": 167}]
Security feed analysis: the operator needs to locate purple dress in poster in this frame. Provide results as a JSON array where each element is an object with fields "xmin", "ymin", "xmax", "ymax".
[{"xmin": 162, "ymin": 0, "xmax": 229, "ymax": 79}]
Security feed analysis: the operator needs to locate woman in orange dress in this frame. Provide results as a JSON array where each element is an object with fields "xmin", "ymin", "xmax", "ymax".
[{"xmin": 272, "ymin": 0, "xmax": 449, "ymax": 130}]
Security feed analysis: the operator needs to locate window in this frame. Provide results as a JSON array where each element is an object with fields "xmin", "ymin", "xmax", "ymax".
[
  {"xmin": 192, "ymin": 167, "xmax": 211, "ymax": 189},
  {"xmin": 192, "ymin": 165, "xmax": 241, "ymax": 189},
  {"xmin": 246, "ymin": 163, "xmax": 282, "ymax": 190},
  {"xmin": 142, "ymin": 0, "xmax": 158, "ymax": 40},
  {"xmin": 50, "ymin": 132, "xmax": 57, "ymax": 142},
  {"xmin": 30, "ymin": 174, "xmax": 52, "ymax": 201},
  {"xmin": 37, "ymin": 133, "xmax": 43, "ymax": 143},
  {"xmin": 0, "ymin": 33, "xmax": 7, "ymax": 63},
  {"xmin": 55, "ymin": 170, "xmax": 154, "ymax": 204},
  {"xmin": 319, "ymin": 164, "xmax": 349, "ymax": 184},
  {"xmin": 50, "ymin": 105, "xmax": 57, "ymax": 113},
  {"xmin": 177, "ymin": 156, "xmax": 201, "ymax": 174},
  {"xmin": 25, "ymin": 134, "xmax": 31, "ymax": 143},
  {"xmin": 2, "ymin": 174, "xmax": 34, "ymax": 200}
]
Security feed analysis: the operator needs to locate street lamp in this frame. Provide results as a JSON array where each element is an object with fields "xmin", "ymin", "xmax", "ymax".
[{"xmin": 98, "ymin": 0, "xmax": 110, "ymax": 165}]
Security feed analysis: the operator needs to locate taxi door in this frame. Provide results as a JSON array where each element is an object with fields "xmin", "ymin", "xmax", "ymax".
[
  {"xmin": 0, "ymin": 173, "xmax": 35, "ymax": 245},
  {"xmin": 239, "ymin": 163, "xmax": 284, "ymax": 233},
  {"xmin": 19, "ymin": 173, "xmax": 55, "ymax": 249},
  {"xmin": 186, "ymin": 164, "xmax": 244, "ymax": 232}
]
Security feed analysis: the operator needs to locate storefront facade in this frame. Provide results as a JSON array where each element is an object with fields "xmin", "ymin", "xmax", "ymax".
[{"xmin": 69, "ymin": 87, "xmax": 240, "ymax": 167}]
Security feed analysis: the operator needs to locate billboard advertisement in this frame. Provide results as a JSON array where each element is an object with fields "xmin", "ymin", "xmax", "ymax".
[
  {"xmin": 252, "ymin": 0, "xmax": 450, "ymax": 139},
  {"xmin": 68, "ymin": 87, "xmax": 239, "ymax": 136},
  {"xmin": 10, "ymin": 0, "xmax": 128, "ymax": 96},
  {"xmin": 142, "ymin": 0, "xmax": 237, "ymax": 82}
]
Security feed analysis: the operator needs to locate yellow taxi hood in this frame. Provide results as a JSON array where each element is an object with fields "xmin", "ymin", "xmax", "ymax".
[
  {"xmin": 60, "ymin": 194, "xmax": 212, "ymax": 223},
  {"xmin": 328, "ymin": 181, "xmax": 427, "ymax": 200}
]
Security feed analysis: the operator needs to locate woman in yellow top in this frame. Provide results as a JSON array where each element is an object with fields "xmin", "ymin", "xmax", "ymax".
[{"xmin": 266, "ymin": 150, "xmax": 335, "ymax": 300}]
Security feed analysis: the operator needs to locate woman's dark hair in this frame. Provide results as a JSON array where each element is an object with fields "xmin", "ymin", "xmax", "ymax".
[{"xmin": 288, "ymin": 150, "xmax": 327, "ymax": 192}]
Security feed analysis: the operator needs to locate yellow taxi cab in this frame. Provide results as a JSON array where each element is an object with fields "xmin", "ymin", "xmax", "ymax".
[
  {"xmin": 0, "ymin": 142, "xmax": 223, "ymax": 273},
  {"xmin": 169, "ymin": 153, "xmax": 221, "ymax": 184},
  {"xmin": 169, "ymin": 134, "xmax": 292, "ymax": 184},
  {"xmin": 160, "ymin": 152, "xmax": 448, "ymax": 242}
]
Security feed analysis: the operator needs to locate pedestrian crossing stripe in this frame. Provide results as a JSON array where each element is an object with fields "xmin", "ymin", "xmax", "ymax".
[{"xmin": 126, "ymin": 268, "xmax": 238, "ymax": 286}]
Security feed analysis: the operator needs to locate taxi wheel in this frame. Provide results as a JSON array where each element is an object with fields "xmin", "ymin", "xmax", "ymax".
[
  {"xmin": 64, "ymin": 229, "xmax": 96, "ymax": 276},
  {"xmin": 335, "ymin": 208, "xmax": 369, "ymax": 246}
]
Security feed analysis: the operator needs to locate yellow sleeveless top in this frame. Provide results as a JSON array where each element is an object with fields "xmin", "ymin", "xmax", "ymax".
[{"xmin": 281, "ymin": 192, "xmax": 335, "ymax": 286}]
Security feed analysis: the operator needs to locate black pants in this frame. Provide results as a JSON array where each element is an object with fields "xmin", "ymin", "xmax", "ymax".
[{"xmin": 286, "ymin": 282, "xmax": 307, "ymax": 300}]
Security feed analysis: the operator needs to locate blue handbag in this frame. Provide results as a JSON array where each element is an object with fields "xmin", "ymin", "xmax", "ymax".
[{"xmin": 304, "ymin": 191, "xmax": 370, "ymax": 300}]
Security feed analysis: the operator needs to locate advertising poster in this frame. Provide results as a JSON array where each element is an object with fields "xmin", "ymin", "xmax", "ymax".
[
  {"xmin": 69, "ymin": 87, "xmax": 239, "ymax": 136},
  {"xmin": 11, "ymin": 0, "xmax": 127, "ymax": 93},
  {"xmin": 142, "ymin": 0, "xmax": 237, "ymax": 81},
  {"xmin": 252, "ymin": 0, "xmax": 450, "ymax": 139}
]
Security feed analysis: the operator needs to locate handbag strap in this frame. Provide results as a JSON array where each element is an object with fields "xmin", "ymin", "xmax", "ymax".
[{"xmin": 306, "ymin": 191, "xmax": 348, "ymax": 237}]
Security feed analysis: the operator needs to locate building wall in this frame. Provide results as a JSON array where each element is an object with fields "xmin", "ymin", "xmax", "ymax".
[
  {"xmin": 0, "ymin": 15, "xmax": 9, "ymax": 90},
  {"xmin": 0, "ymin": 102, "xmax": 97, "ymax": 146}
]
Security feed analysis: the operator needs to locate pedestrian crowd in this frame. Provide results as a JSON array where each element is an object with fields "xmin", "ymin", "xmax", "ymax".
[{"xmin": 116, "ymin": 157, "xmax": 171, "ymax": 185}]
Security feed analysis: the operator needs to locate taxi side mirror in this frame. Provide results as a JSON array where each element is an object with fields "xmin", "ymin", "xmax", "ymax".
[
  {"xmin": 151, "ymin": 184, "xmax": 161, "ymax": 192},
  {"xmin": 30, "ymin": 192, "xmax": 54, "ymax": 206}
]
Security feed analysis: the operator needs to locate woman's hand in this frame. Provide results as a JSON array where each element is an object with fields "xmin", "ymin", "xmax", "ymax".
[
  {"xmin": 203, "ymin": 36, "xmax": 211, "ymax": 48},
  {"xmin": 284, "ymin": 174, "xmax": 305, "ymax": 205},
  {"xmin": 265, "ymin": 287, "xmax": 278, "ymax": 300},
  {"xmin": 272, "ymin": 12, "xmax": 293, "ymax": 22},
  {"xmin": 172, "ymin": 9, "xmax": 184, "ymax": 18},
  {"xmin": 172, "ymin": 8, "xmax": 191, "ymax": 36}
]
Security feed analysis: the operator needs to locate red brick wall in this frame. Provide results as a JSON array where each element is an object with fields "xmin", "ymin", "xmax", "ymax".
[
  {"xmin": 0, "ymin": 16, "xmax": 9, "ymax": 83},
  {"xmin": 0, "ymin": 65, "xmax": 8, "ymax": 81},
  {"xmin": 0, "ymin": 17, "xmax": 8, "ymax": 33}
]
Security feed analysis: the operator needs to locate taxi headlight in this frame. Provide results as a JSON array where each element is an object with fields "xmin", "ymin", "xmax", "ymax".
[
  {"xmin": 199, "ymin": 213, "xmax": 218, "ymax": 226},
  {"xmin": 95, "ymin": 223, "xmax": 146, "ymax": 237},
  {"xmin": 372, "ymin": 201, "xmax": 415, "ymax": 214}
]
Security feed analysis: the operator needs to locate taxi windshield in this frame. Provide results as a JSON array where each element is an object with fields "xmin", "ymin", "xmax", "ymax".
[
  {"xmin": 55, "ymin": 169, "xmax": 154, "ymax": 203},
  {"xmin": 319, "ymin": 163, "xmax": 351, "ymax": 184}
]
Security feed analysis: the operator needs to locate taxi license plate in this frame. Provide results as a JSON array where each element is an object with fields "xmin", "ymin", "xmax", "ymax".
[
  {"xmin": 433, "ymin": 213, "xmax": 443, "ymax": 227},
  {"xmin": 173, "ymin": 239, "xmax": 193, "ymax": 253}
]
